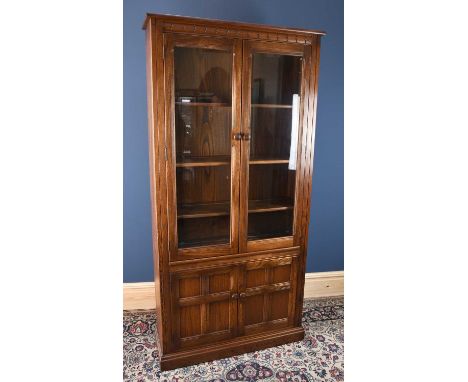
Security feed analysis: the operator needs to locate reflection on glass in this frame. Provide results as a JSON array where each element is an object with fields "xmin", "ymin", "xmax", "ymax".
[
  {"xmin": 174, "ymin": 46, "xmax": 232, "ymax": 248},
  {"xmin": 288, "ymin": 94, "xmax": 300, "ymax": 170},
  {"xmin": 248, "ymin": 53, "xmax": 301, "ymax": 241}
]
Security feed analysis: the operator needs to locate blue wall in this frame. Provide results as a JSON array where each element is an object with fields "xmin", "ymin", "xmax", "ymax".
[{"xmin": 124, "ymin": 0, "xmax": 343, "ymax": 282}]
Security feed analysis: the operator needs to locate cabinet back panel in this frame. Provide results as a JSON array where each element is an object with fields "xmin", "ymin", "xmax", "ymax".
[
  {"xmin": 176, "ymin": 166, "xmax": 231, "ymax": 205},
  {"xmin": 248, "ymin": 164, "xmax": 295, "ymax": 202},
  {"xmin": 174, "ymin": 47, "xmax": 232, "ymax": 104},
  {"xmin": 175, "ymin": 105, "xmax": 232, "ymax": 160},
  {"xmin": 250, "ymin": 108, "xmax": 292, "ymax": 160},
  {"xmin": 248, "ymin": 209, "xmax": 294, "ymax": 240},
  {"xmin": 251, "ymin": 54, "xmax": 301, "ymax": 105},
  {"xmin": 177, "ymin": 215, "xmax": 230, "ymax": 248}
]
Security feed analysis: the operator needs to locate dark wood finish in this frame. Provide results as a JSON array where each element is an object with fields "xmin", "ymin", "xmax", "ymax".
[{"xmin": 144, "ymin": 14, "xmax": 323, "ymax": 371}]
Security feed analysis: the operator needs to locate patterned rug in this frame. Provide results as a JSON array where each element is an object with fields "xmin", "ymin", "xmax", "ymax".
[{"xmin": 123, "ymin": 297, "xmax": 344, "ymax": 382}]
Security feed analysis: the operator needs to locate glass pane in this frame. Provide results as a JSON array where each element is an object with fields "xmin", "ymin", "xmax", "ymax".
[
  {"xmin": 251, "ymin": 54, "xmax": 301, "ymax": 105},
  {"xmin": 248, "ymin": 53, "xmax": 301, "ymax": 241},
  {"xmin": 248, "ymin": 164, "xmax": 295, "ymax": 240},
  {"xmin": 174, "ymin": 46, "xmax": 232, "ymax": 248}
]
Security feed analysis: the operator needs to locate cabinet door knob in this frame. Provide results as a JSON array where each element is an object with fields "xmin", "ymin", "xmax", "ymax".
[
  {"xmin": 231, "ymin": 293, "xmax": 239, "ymax": 299},
  {"xmin": 243, "ymin": 133, "xmax": 251, "ymax": 141},
  {"xmin": 239, "ymin": 292, "xmax": 247, "ymax": 298},
  {"xmin": 233, "ymin": 133, "xmax": 242, "ymax": 141}
]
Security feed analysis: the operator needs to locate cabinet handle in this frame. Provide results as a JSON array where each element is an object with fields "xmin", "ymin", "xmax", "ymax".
[
  {"xmin": 239, "ymin": 292, "xmax": 247, "ymax": 298},
  {"xmin": 233, "ymin": 133, "xmax": 250, "ymax": 141},
  {"xmin": 231, "ymin": 293, "xmax": 239, "ymax": 299}
]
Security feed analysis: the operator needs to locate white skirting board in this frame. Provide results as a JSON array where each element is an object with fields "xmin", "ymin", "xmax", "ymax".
[
  {"xmin": 303, "ymin": 271, "xmax": 344, "ymax": 298},
  {"xmin": 123, "ymin": 271, "xmax": 344, "ymax": 310}
]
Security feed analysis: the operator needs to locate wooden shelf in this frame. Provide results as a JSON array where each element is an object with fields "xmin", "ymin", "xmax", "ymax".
[
  {"xmin": 176, "ymin": 156, "xmax": 231, "ymax": 168},
  {"xmin": 249, "ymin": 199, "xmax": 294, "ymax": 214},
  {"xmin": 177, "ymin": 199, "xmax": 293, "ymax": 219},
  {"xmin": 178, "ymin": 202, "xmax": 230, "ymax": 219},
  {"xmin": 176, "ymin": 102, "xmax": 231, "ymax": 107},
  {"xmin": 177, "ymin": 158, "xmax": 291, "ymax": 167},
  {"xmin": 248, "ymin": 231, "xmax": 293, "ymax": 241},
  {"xmin": 249, "ymin": 159, "xmax": 290, "ymax": 165},
  {"xmin": 251, "ymin": 104, "xmax": 292, "ymax": 109},
  {"xmin": 178, "ymin": 236, "xmax": 229, "ymax": 249}
]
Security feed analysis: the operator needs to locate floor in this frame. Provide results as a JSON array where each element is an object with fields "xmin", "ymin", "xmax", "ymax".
[{"xmin": 123, "ymin": 297, "xmax": 344, "ymax": 382}]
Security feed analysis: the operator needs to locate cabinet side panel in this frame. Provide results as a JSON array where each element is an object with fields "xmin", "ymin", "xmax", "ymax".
[
  {"xmin": 294, "ymin": 36, "xmax": 322, "ymax": 325},
  {"xmin": 292, "ymin": 42, "xmax": 312, "ymax": 325},
  {"xmin": 145, "ymin": 19, "xmax": 171, "ymax": 354},
  {"xmin": 292, "ymin": 48, "xmax": 308, "ymax": 249}
]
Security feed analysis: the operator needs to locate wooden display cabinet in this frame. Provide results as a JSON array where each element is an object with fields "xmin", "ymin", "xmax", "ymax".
[{"xmin": 143, "ymin": 13, "xmax": 324, "ymax": 370}]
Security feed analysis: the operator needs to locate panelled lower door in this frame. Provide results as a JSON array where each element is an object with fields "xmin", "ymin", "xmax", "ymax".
[
  {"xmin": 164, "ymin": 33, "xmax": 242, "ymax": 260},
  {"xmin": 170, "ymin": 265, "xmax": 239, "ymax": 350},
  {"xmin": 239, "ymin": 40, "xmax": 308, "ymax": 252},
  {"xmin": 238, "ymin": 256, "xmax": 298, "ymax": 336}
]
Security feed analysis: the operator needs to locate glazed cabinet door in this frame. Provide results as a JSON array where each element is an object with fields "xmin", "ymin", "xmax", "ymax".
[
  {"xmin": 238, "ymin": 256, "xmax": 298, "ymax": 336},
  {"xmin": 164, "ymin": 33, "xmax": 242, "ymax": 260},
  {"xmin": 170, "ymin": 265, "xmax": 239, "ymax": 350},
  {"xmin": 239, "ymin": 40, "xmax": 309, "ymax": 252}
]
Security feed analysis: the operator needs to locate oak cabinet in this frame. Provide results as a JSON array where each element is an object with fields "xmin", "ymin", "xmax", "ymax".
[{"xmin": 144, "ymin": 13, "xmax": 324, "ymax": 370}]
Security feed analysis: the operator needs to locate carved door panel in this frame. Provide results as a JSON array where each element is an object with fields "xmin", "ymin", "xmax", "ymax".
[
  {"xmin": 238, "ymin": 256, "xmax": 298, "ymax": 336},
  {"xmin": 170, "ymin": 265, "xmax": 239, "ymax": 350}
]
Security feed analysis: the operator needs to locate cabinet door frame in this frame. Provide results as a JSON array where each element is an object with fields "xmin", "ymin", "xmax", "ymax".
[
  {"xmin": 237, "ymin": 256, "xmax": 298, "ymax": 336},
  {"xmin": 163, "ymin": 33, "xmax": 243, "ymax": 261},
  {"xmin": 239, "ymin": 40, "xmax": 309, "ymax": 253},
  {"xmin": 170, "ymin": 264, "xmax": 239, "ymax": 351}
]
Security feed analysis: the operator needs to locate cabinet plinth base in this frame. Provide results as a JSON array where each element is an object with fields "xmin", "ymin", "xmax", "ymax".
[{"xmin": 159, "ymin": 325, "xmax": 305, "ymax": 371}]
